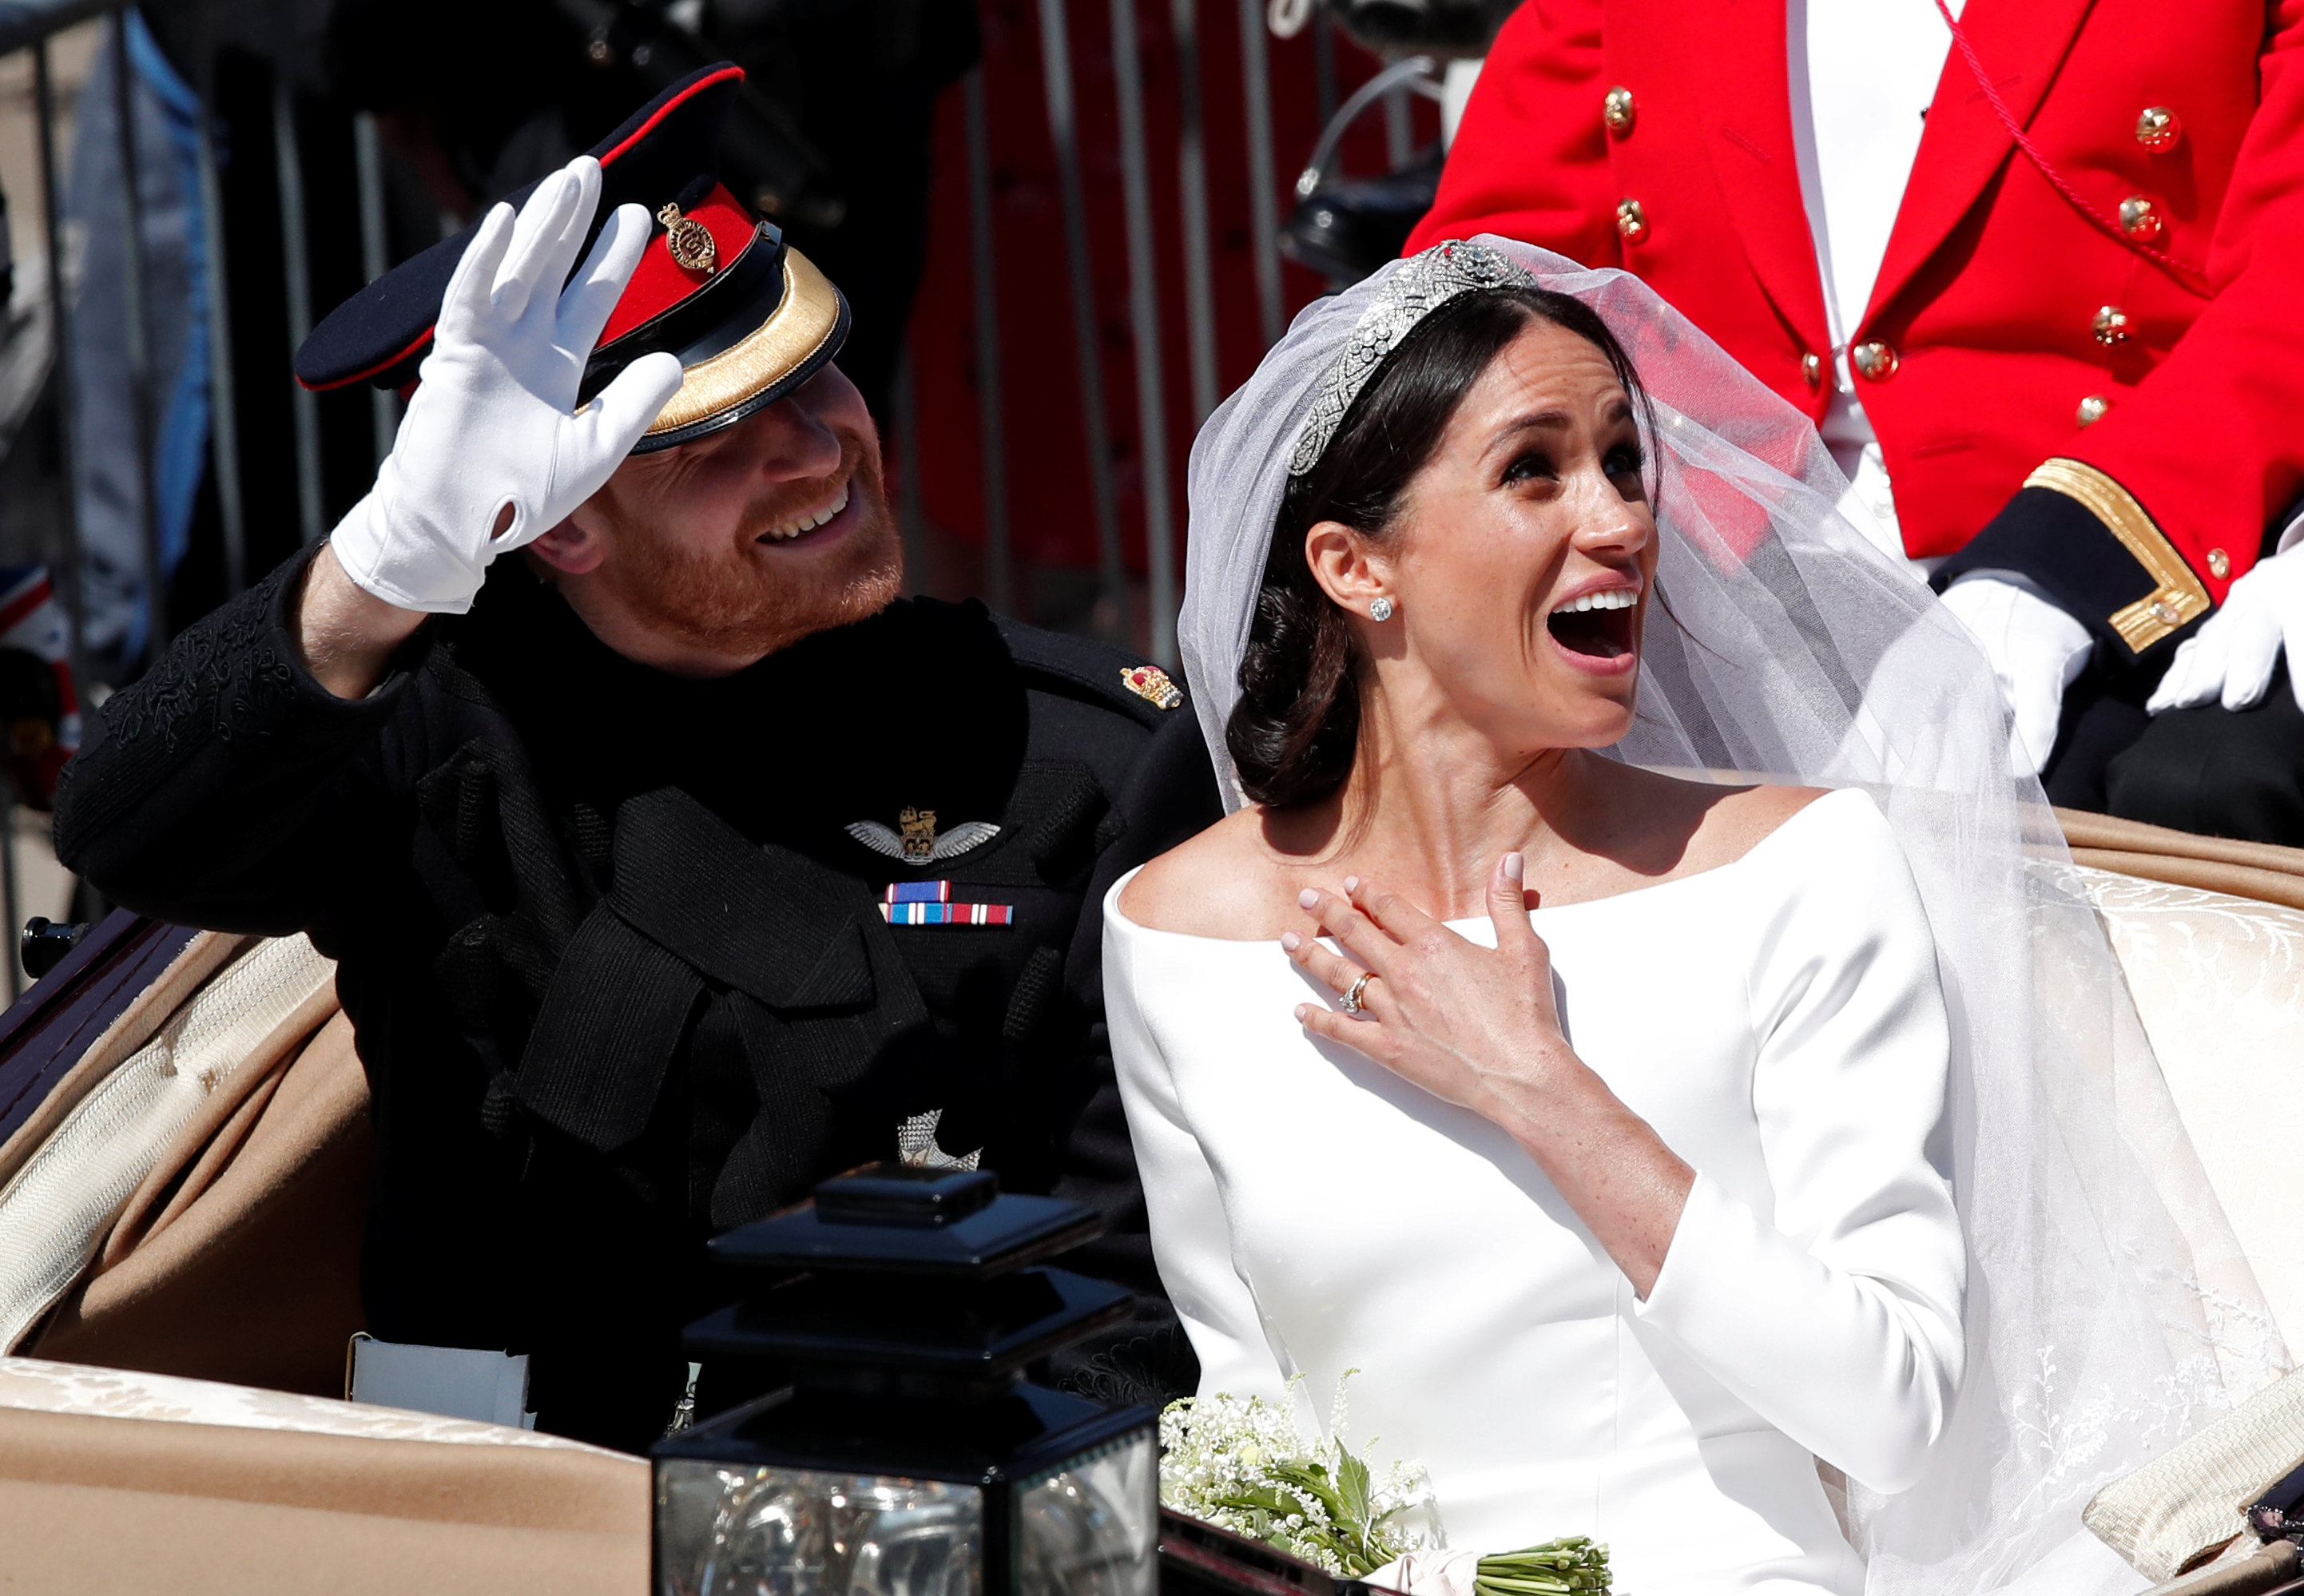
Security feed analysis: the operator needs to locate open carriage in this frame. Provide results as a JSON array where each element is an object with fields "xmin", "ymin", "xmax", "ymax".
[{"xmin": 5, "ymin": 808, "xmax": 2304, "ymax": 1596}]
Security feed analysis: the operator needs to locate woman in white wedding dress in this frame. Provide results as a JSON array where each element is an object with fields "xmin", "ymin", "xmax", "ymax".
[{"xmin": 1106, "ymin": 240, "xmax": 2282, "ymax": 1596}]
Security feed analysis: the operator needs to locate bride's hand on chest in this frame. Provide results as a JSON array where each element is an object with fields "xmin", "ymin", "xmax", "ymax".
[
  {"xmin": 1284, "ymin": 852, "xmax": 1571, "ymax": 1122},
  {"xmin": 1283, "ymin": 854, "xmax": 1694, "ymax": 1295}
]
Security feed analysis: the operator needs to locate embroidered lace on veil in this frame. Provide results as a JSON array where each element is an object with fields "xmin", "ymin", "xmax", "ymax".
[{"xmin": 1175, "ymin": 238, "xmax": 2286, "ymax": 1594}]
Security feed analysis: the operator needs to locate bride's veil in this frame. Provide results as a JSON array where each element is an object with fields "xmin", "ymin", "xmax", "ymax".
[{"xmin": 1175, "ymin": 237, "xmax": 2287, "ymax": 1594}]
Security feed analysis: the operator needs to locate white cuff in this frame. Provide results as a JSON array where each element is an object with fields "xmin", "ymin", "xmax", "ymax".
[
  {"xmin": 1630, "ymin": 1172, "xmax": 1954, "ymax": 1494},
  {"xmin": 1944, "ymin": 567, "xmax": 2056, "ymax": 609},
  {"xmin": 326, "ymin": 494, "xmax": 483, "ymax": 617},
  {"xmin": 1634, "ymin": 1168, "xmax": 1750, "ymax": 1324}
]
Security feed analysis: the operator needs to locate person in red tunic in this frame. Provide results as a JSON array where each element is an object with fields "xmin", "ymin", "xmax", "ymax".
[{"xmin": 1408, "ymin": 0, "xmax": 2304, "ymax": 842}]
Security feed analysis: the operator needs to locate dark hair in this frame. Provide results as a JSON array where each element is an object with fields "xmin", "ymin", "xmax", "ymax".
[{"xmin": 1225, "ymin": 286, "xmax": 1654, "ymax": 808}]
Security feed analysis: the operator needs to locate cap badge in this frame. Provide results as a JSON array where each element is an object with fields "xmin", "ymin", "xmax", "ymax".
[
  {"xmin": 844, "ymin": 808, "xmax": 1003, "ymax": 865},
  {"xmin": 1122, "ymin": 664, "xmax": 1183, "ymax": 710},
  {"xmin": 657, "ymin": 203, "xmax": 718, "ymax": 275}
]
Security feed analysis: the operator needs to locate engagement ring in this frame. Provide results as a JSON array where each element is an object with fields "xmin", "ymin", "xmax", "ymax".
[{"xmin": 1341, "ymin": 971, "xmax": 1373, "ymax": 1014}]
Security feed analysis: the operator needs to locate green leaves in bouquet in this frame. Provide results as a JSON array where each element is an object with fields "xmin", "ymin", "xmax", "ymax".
[
  {"xmin": 1157, "ymin": 1376, "xmax": 1427, "ymax": 1577},
  {"xmin": 1155, "ymin": 1374, "xmax": 1611, "ymax": 1593},
  {"xmin": 1335, "ymin": 1446, "xmax": 1374, "ymax": 1528},
  {"xmin": 1276, "ymin": 1456, "xmax": 1413, "ymax": 1574},
  {"xmin": 1190, "ymin": 1457, "xmax": 1406, "ymax": 1574}
]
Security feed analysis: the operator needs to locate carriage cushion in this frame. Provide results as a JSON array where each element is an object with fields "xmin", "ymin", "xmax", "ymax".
[
  {"xmin": 0, "ymin": 1358, "xmax": 645, "ymax": 1594},
  {"xmin": 29, "ymin": 1007, "xmax": 368, "ymax": 1395},
  {"xmin": 0, "ymin": 933, "xmax": 343, "ymax": 1368}
]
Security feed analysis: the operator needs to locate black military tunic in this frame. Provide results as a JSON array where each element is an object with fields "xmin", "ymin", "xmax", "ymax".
[{"xmin": 53, "ymin": 548, "xmax": 1222, "ymax": 1449}]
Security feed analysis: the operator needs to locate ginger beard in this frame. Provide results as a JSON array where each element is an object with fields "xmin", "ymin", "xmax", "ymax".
[{"xmin": 589, "ymin": 432, "xmax": 904, "ymax": 658}]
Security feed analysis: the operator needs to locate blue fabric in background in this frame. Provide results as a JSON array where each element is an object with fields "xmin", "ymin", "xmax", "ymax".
[
  {"xmin": 129, "ymin": 10, "xmax": 211, "ymax": 605},
  {"xmin": 65, "ymin": 7, "xmax": 210, "ymax": 677}
]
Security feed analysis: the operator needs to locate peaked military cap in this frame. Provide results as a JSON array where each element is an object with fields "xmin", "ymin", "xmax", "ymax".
[{"xmin": 296, "ymin": 65, "xmax": 849, "ymax": 452}]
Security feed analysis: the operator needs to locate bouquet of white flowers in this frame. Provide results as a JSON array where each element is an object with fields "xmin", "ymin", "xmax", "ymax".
[{"xmin": 1158, "ymin": 1375, "xmax": 1611, "ymax": 1596}]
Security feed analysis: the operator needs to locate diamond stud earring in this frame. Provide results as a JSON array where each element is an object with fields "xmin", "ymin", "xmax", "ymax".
[{"xmin": 1369, "ymin": 597, "xmax": 1395, "ymax": 621}]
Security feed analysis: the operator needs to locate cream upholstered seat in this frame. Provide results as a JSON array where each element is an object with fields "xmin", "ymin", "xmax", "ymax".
[
  {"xmin": 0, "ymin": 1356, "xmax": 646, "ymax": 1596},
  {"xmin": 0, "ymin": 931, "xmax": 649, "ymax": 1592},
  {"xmin": 2030, "ymin": 836, "xmax": 2304, "ymax": 1590},
  {"xmin": 2079, "ymin": 868, "xmax": 2304, "ymax": 1348},
  {"xmin": 0, "ymin": 933, "xmax": 339, "ymax": 1355},
  {"xmin": 0, "ymin": 928, "xmax": 367, "ymax": 1395}
]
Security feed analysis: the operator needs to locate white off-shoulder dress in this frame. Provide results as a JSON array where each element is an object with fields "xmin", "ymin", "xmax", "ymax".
[{"xmin": 1103, "ymin": 788, "xmax": 1967, "ymax": 1596}]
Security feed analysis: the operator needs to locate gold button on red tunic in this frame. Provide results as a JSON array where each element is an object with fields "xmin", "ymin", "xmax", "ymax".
[{"xmin": 2136, "ymin": 105, "xmax": 2183, "ymax": 152}]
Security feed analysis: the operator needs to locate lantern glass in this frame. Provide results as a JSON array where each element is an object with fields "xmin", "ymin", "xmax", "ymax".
[
  {"xmin": 657, "ymin": 1168, "xmax": 1159, "ymax": 1596},
  {"xmin": 1012, "ymin": 1431, "xmax": 1158, "ymax": 1596},
  {"xmin": 656, "ymin": 1461, "xmax": 984, "ymax": 1596}
]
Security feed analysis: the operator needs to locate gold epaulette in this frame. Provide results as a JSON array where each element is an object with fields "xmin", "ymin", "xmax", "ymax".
[{"xmin": 2024, "ymin": 458, "xmax": 2210, "ymax": 653}]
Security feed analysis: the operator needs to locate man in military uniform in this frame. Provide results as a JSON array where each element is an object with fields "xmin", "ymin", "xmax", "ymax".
[
  {"xmin": 1412, "ymin": 0, "xmax": 2304, "ymax": 842},
  {"xmin": 53, "ymin": 66, "xmax": 1219, "ymax": 1450}
]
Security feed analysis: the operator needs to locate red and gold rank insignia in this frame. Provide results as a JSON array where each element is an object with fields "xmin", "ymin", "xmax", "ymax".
[{"xmin": 1122, "ymin": 665, "xmax": 1183, "ymax": 711}]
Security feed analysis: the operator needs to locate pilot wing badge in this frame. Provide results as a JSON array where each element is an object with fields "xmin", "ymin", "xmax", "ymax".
[{"xmin": 845, "ymin": 807, "xmax": 1002, "ymax": 865}]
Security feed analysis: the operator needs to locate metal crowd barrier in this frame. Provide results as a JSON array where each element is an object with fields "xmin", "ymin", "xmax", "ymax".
[
  {"xmin": 2, "ymin": 0, "xmax": 1412, "ymax": 653},
  {"xmin": 0, "ymin": 0, "xmax": 1421, "ymax": 991},
  {"xmin": 957, "ymin": 0, "xmax": 1410, "ymax": 663},
  {"xmin": 2, "ymin": 0, "xmax": 156, "ymax": 998},
  {"xmin": 2, "ymin": 0, "xmax": 430, "ymax": 688},
  {"xmin": 6, "ymin": 0, "xmax": 1417, "ymax": 658}
]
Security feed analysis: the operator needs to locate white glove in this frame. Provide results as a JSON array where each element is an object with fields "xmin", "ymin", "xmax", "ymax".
[
  {"xmin": 327, "ymin": 156, "xmax": 685, "ymax": 614},
  {"xmin": 1939, "ymin": 575, "xmax": 2095, "ymax": 779},
  {"xmin": 2147, "ymin": 543, "xmax": 2304, "ymax": 716}
]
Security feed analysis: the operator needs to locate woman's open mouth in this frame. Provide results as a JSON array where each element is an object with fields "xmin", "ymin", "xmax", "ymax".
[{"xmin": 1546, "ymin": 585, "xmax": 1639, "ymax": 670}]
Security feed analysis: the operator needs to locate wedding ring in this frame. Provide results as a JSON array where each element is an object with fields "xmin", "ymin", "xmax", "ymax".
[{"xmin": 1341, "ymin": 971, "xmax": 1373, "ymax": 1014}]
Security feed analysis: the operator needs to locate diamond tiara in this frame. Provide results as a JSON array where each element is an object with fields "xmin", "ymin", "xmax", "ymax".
[{"xmin": 1287, "ymin": 240, "xmax": 1531, "ymax": 478}]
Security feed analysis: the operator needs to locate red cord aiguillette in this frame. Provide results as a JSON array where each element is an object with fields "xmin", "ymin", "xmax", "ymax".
[{"xmin": 1930, "ymin": 0, "xmax": 2211, "ymax": 293}]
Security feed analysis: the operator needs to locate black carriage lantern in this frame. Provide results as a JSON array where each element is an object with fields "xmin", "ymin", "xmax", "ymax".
[{"xmin": 653, "ymin": 1163, "xmax": 1158, "ymax": 1596}]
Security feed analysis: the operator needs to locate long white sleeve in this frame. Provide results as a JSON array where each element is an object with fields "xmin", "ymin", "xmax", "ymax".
[
  {"xmin": 1633, "ymin": 796, "xmax": 1966, "ymax": 1495},
  {"xmin": 1102, "ymin": 907, "xmax": 1293, "ymax": 1404}
]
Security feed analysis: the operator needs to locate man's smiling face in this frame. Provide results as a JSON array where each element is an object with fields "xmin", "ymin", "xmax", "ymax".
[{"xmin": 548, "ymin": 362, "xmax": 904, "ymax": 669}]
